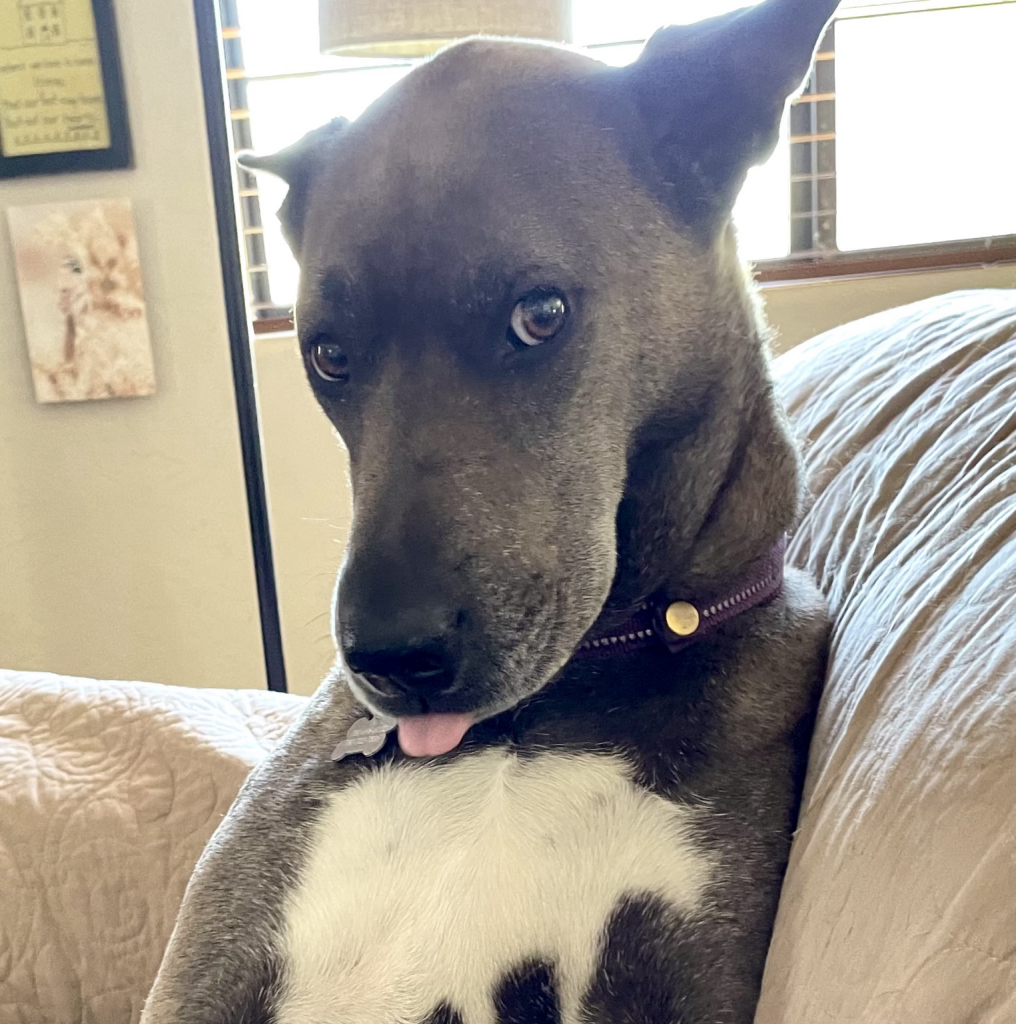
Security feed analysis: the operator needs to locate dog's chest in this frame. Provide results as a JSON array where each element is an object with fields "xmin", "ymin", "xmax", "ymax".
[{"xmin": 277, "ymin": 748, "xmax": 712, "ymax": 1024}]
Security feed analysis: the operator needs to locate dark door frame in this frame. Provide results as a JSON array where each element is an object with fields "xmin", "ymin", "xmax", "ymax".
[{"xmin": 193, "ymin": 0, "xmax": 288, "ymax": 693}]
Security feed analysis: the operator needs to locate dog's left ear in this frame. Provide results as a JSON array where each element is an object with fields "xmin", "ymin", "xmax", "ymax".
[
  {"xmin": 237, "ymin": 117, "xmax": 349, "ymax": 252},
  {"xmin": 626, "ymin": 0, "xmax": 839, "ymax": 227}
]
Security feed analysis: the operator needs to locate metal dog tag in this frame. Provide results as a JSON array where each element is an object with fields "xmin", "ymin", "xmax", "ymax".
[{"xmin": 331, "ymin": 714, "xmax": 397, "ymax": 762}]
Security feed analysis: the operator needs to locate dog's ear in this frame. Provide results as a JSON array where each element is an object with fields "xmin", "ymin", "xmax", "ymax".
[
  {"xmin": 237, "ymin": 117, "xmax": 349, "ymax": 251},
  {"xmin": 625, "ymin": 0, "xmax": 839, "ymax": 227}
]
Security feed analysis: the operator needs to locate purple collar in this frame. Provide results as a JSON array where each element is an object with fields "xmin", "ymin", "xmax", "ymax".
[{"xmin": 575, "ymin": 536, "xmax": 787, "ymax": 659}]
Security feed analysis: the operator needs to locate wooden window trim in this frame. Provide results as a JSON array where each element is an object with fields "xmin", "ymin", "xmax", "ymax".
[
  {"xmin": 250, "ymin": 235, "xmax": 1016, "ymax": 335},
  {"xmin": 253, "ymin": 315, "xmax": 297, "ymax": 335},
  {"xmin": 755, "ymin": 234, "xmax": 1016, "ymax": 283}
]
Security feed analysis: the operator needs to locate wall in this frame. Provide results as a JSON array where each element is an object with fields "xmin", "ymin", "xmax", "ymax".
[
  {"xmin": 0, "ymin": 0, "xmax": 267, "ymax": 690},
  {"xmin": 256, "ymin": 263, "xmax": 1016, "ymax": 696},
  {"xmin": 256, "ymin": 335, "xmax": 350, "ymax": 696},
  {"xmin": 763, "ymin": 263, "xmax": 1016, "ymax": 353}
]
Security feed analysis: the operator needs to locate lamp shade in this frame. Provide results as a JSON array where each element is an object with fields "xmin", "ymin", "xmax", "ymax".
[{"xmin": 320, "ymin": 0, "xmax": 572, "ymax": 58}]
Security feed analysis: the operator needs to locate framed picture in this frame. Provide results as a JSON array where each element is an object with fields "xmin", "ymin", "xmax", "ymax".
[
  {"xmin": 7, "ymin": 198, "xmax": 156, "ymax": 403},
  {"xmin": 0, "ymin": 0, "xmax": 131, "ymax": 177}
]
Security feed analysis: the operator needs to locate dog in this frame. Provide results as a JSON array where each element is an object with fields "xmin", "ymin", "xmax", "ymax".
[{"xmin": 143, "ymin": 1, "xmax": 836, "ymax": 1020}]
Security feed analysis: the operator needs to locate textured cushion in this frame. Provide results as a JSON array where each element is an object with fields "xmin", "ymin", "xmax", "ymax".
[
  {"xmin": 0, "ymin": 671, "xmax": 304, "ymax": 1024},
  {"xmin": 757, "ymin": 290, "xmax": 1016, "ymax": 1022}
]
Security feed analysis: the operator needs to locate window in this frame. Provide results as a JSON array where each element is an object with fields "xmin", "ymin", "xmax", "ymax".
[
  {"xmin": 218, "ymin": 0, "xmax": 1016, "ymax": 324},
  {"xmin": 835, "ymin": 1, "xmax": 1016, "ymax": 250}
]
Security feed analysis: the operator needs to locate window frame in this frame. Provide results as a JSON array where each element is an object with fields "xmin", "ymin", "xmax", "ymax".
[
  {"xmin": 248, "ymin": 236, "xmax": 1016, "ymax": 334},
  {"xmin": 220, "ymin": 1, "xmax": 1016, "ymax": 334},
  {"xmin": 756, "ymin": 234, "xmax": 1016, "ymax": 283}
]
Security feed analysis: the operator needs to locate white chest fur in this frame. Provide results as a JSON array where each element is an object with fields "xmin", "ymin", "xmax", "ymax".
[{"xmin": 277, "ymin": 748, "xmax": 713, "ymax": 1024}]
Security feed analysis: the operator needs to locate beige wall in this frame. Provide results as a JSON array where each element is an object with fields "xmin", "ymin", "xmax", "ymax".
[
  {"xmin": 256, "ymin": 334, "xmax": 351, "ymax": 696},
  {"xmin": 256, "ymin": 265, "xmax": 1016, "ymax": 696},
  {"xmin": 0, "ymin": 0, "xmax": 266, "ymax": 690},
  {"xmin": 764, "ymin": 263, "xmax": 1016, "ymax": 353}
]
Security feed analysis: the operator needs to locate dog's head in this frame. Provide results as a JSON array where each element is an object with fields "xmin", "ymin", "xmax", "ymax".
[{"xmin": 243, "ymin": 0, "xmax": 839, "ymax": 748}]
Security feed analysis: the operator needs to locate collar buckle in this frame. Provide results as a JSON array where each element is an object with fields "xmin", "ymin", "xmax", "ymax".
[{"xmin": 577, "ymin": 536, "xmax": 788, "ymax": 660}]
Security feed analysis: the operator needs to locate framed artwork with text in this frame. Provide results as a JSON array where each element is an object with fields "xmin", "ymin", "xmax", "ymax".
[{"xmin": 0, "ymin": 0, "xmax": 131, "ymax": 177}]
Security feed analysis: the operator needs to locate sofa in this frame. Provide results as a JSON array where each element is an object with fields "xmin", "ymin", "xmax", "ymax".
[{"xmin": 2, "ymin": 289, "xmax": 1015, "ymax": 1023}]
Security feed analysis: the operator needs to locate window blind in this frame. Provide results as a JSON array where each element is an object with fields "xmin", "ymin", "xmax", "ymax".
[{"xmin": 218, "ymin": 0, "xmax": 289, "ymax": 321}]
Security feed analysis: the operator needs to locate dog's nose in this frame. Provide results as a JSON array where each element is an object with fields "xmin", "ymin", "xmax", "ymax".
[
  {"xmin": 341, "ymin": 601, "xmax": 460, "ymax": 700},
  {"xmin": 345, "ymin": 639, "xmax": 457, "ymax": 699}
]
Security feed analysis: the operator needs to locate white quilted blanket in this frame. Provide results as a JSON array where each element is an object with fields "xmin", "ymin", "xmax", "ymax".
[{"xmin": 0, "ymin": 671, "xmax": 304, "ymax": 1024}]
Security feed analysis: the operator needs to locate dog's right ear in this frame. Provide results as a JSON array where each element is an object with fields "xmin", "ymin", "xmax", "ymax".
[
  {"xmin": 625, "ymin": 0, "xmax": 839, "ymax": 229},
  {"xmin": 237, "ymin": 117, "xmax": 349, "ymax": 252}
]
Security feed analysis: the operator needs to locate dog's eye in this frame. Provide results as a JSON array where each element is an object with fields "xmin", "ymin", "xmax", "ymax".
[
  {"xmin": 509, "ymin": 290, "xmax": 567, "ymax": 347},
  {"xmin": 309, "ymin": 341, "xmax": 349, "ymax": 383}
]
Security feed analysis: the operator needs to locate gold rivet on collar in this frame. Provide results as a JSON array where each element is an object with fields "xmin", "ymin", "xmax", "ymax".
[{"xmin": 665, "ymin": 601, "xmax": 700, "ymax": 637}]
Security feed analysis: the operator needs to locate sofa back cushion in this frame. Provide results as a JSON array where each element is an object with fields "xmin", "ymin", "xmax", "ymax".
[{"xmin": 758, "ymin": 290, "xmax": 1016, "ymax": 1023}]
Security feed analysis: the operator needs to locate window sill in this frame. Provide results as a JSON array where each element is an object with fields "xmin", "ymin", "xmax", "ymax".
[
  {"xmin": 755, "ymin": 234, "xmax": 1016, "ymax": 284},
  {"xmin": 250, "ymin": 235, "xmax": 1016, "ymax": 335}
]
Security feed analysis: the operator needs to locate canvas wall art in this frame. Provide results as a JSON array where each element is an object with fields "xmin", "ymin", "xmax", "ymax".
[{"xmin": 7, "ymin": 197, "xmax": 155, "ymax": 402}]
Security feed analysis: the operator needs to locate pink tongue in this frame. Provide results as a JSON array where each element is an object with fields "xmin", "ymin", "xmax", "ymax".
[{"xmin": 397, "ymin": 712, "xmax": 474, "ymax": 757}]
